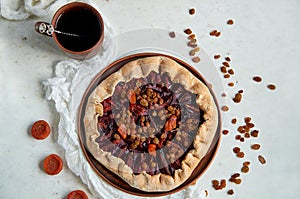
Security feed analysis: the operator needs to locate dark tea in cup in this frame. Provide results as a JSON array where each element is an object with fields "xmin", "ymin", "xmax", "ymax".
[
  {"xmin": 35, "ymin": 2, "xmax": 104, "ymax": 59},
  {"xmin": 55, "ymin": 6, "xmax": 102, "ymax": 52}
]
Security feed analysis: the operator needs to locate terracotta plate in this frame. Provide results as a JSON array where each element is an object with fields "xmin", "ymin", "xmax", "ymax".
[{"xmin": 78, "ymin": 53, "xmax": 222, "ymax": 197}]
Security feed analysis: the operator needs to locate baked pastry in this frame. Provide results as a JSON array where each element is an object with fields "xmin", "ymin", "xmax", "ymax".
[{"xmin": 83, "ymin": 56, "xmax": 218, "ymax": 192}]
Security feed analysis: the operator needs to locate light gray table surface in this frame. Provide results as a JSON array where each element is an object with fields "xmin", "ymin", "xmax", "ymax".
[{"xmin": 1, "ymin": 0, "xmax": 299, "ymax": 198}]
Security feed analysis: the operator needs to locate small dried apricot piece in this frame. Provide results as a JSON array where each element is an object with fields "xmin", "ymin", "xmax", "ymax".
[
  {"xmin": 67, "ymin": 190, "xmax": 88, "ymax": 199},
  {"xmin": 31, "ymin": 120, "xmax": 51, "ymax": 140},
  {"xmin": 43, "ymin": 154, "xmax": 63, "ymax": 175}
]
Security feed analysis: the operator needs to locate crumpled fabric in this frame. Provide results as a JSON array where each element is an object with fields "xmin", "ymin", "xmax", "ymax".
[{"xmin": 0, "ymin": 0, "xmax": 98, "ymax": 20}]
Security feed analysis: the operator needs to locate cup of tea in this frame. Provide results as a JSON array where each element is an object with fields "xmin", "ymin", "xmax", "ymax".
[{"xmin": 35, "ymin": 2, "xmax": 104, "ymax": 60}]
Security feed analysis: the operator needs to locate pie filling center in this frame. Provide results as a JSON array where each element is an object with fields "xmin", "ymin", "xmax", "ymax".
[{"xmin": 95, "ymin": 71, "xmax": 204, "ymax": 176}]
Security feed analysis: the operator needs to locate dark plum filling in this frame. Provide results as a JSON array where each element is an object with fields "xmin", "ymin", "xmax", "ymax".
[{"xmin": 96, "ymin": 71, "xmax": 204, "ymax": 175}]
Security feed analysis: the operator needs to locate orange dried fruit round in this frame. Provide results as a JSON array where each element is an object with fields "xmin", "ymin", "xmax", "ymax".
[
  {"xmin": 31, "ymin": 120, "xmax": 51, "ymax": 140},
  {"xmin": 67, "ymin": 190, "xmax": 88, "ymax": 199},
  {"xmin": 43, "ymin": 154, "xmax": 63, "ymax": 175}
]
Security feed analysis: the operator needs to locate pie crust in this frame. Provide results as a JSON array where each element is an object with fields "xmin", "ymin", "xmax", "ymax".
[{"xmin": 83, "ymin": 56, "xmax": 218, "ymax": 192}]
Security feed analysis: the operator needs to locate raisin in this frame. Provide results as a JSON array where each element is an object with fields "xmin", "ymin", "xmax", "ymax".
[
  {"xmin": 267, "ymin": 84, "xmax": 276, "ymax": 90},
  {"xmin": 233, "ymin": 93, "xmax": 242, "ymax": 103},
  {"xmin": 225, "ymin": 57, "xmax": 231, "ymax": 61},
  {"xmin": 236, "ymin": 151, "xmax": 244, "ymax": 158},
  {"xmin": 227, "ymin": 189, "xmax": 234, "ymax": 195},
  {"xmin": 209, "ymin": 30, "xmax": 218, "ymax": 36},
  {"xmin": 169, "ymin": 31, "xmax": 176, "ymax": 38},
  {"xmin": 241, "ymin": 165, "xmax": 249, "ymax": 173},
  {"xmin": 189, "ymin": 8, "xmax": 196, "ymax": 15},
  {"xmin": 233, "ymin": 147, "xmax": 240, "ymax": 153},
  {"xmin": 214, "ymin": 54, "xmax": 221, "ymax": 59},
  {"xmin": 253, "ymin": 76, "xmax": 262, "ymax": 82},
  {"xmin": 227, "ymin": 19, "xmax": 234, "ymax": 25},
  {"xmin": 231, "ymin": 118, "xmax": 237, "ymax": 124},
  {"xmin": 184, "ymin": 28, "xmax": 192, "ymax": 35},
  {"xmin": 251, "ymin": 144, "xmax": 261, "ymax": 150},
  {"xmin": 228, "ymin": 82, "xmax": 234, "ymax": 87},
  {"xmin": 250, "ymin": 130, "xmax": 259, "ymax": 137},
  {"xmin": 258, "ymin": 155, "xmax": 266, "ymax": 164},
  {"xmin": 192, "ymin": 56, "xmax": 201, "ymax": 63},
  {"xmin": 221, "ymin": 105, "xmax": 229, "ymax": 112}
]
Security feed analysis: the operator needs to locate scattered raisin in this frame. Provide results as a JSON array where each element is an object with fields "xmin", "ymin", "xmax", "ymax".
[
  {"xmin": 187, "ymin": 34, "xmax": 196, "ymax": 40},
  {"xmin": 233, "ymin": 147, "xmax": 240, "ymax": 153},
  {"xmin": 220, "ymin": 179, "xmax": 227, "ymax": 188},
  {"xmin": 235, "ymin": 135, "xmax": 241, "ymax": 140},
  {"xmin": 221, "ymin": 93, "xmax": 227, "ymax": 97},
  {"xmin": 192, "ymin": 56, "xmax": 201, "ymax": 63},
  {"xmin": 243, "ymin": 161, "xmax": 250, "ymax": 166},
  {"xmin": 169, "ymin": 31, "xmax": 176, "ymax": 38},
  {"xmin": 231, "ymin": 118, "xmax": 237, "ymax": 124},
  {"xmin": 209, "ymin": 30, "xmax": 218, "ymax": 36},
  {"xmin": 250, "ymin": 130, "xmax": 259, "ymax": 137},
  {"xmin": 236, "ymin": 151, "xmax": 245, "ymax": 158},
  {"xmin": 241, "ymin": 165, "xmax": 249, "ymax": 173},
  {"xmin": 220, "ymin": 66, "xmax": 227, "ymax": 73},
  {"xmin": 189, "ymin": 47, "xmax": 200, "ymax": 56},
  {"xmin": 205, "ymin": 190, "xmax": 208, "ymax": 197},
  {"xmin": 224, "ymin": 74, "xmax": 230, "ymax": 78},
  {"xmin": 233, "ymin": 93, "xmax": 242, "ymax": 103},
  {"xmin": 228, "ymin": 82, "xmax": 234, "ymax": 87},
  {"xmin": 184, "ymin": 28, "xmax": 193, "ymax": 35},
  {"xmin": 222, "ymin": 130, "xmax": 229, "ymax": 135},
  {"xmin": 212, "ymin": 179, "xmax": 226, "ymax": 190},
  {"xmin": 244, "ymin": 117, "xmax": 251, "ymax": 123},
  {"xmin": 225, "ymin": 57, "xmax": 231, "ymax": 62},
  {"xmin": 267, "ymin": 84, "xmax": 276, "ymax": 90},
  {"xmin": 215, "ymin": 31, "xmax": 221, "ymax": 37},
  {"xmin": 253, "ymin": 76, "xmax": 262, "ymax": 82},
  {"xmin": 251, "ymin": 144, "xmax": 261, "ymax": 150},
  {"xmin": 189, "ymin": 8, "xmax": 196, "ymax": 15},
  {"xmin": 227, "ymin": 189, "xmax": 234, "ymax": 195},
  {"xmin": 247, "ymin": 123, "xmax": 255, "ymax": 128},
  {"xmin": 221, "ymin": 106, "xmax": 229, "ymax": 112},
  {"xmin": 228, "ymin": 69, "xmax": 234, "ymax": 75},
  {"xmin": 258, "ymin": 155, "xmax": 266, "ymax": 164},
  {"xmin": 231, "ymin": 173, "xmax": 240, "ymax": 178},
  {"xmin": 214, "ymin": 54, "xmax": 221, "ymax": 59},
  {"xmin": 229, "ymin": 173, "xmax": 242, "ymax": 185},
  {"xmin": 227, "ymin": 19, "xmax": 234, "ymax": 25},
  {"xmin": 223, "ymin": 62, "xmax": 230, "ymax": 67},
  {"xmin": 237, "ymin": 126, "xmax": 245, "ymax": 133},
  {"xmin": 187, "ymin": 40, "xmax": 197, "ymax": 48},
  {"xmin": 231, "ymin": 178, "xmax": 242, "ymax": 184}
]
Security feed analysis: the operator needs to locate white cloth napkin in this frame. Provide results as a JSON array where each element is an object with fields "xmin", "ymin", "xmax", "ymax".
[{"xmin": 2, "ymin": 0, "xmax": 208, "ymax": 198}]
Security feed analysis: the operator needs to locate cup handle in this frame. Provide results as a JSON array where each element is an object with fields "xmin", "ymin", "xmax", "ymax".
[{"xmin": 35, "ymin": 22, "xmax": 54, "ymax": 37}]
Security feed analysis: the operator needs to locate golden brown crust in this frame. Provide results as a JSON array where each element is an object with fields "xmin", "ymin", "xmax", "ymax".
[{"xmin": 83, "ymin": 56, "xmax": 218, "ymax": 192}]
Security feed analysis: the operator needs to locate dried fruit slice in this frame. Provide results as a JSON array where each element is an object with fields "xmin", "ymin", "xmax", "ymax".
[
  {"xmin": 67, "ymin": 190, "xmax": 88, "ymax": 199},
  {"xmin": 31, "ymin": 120, "xmax": 50, "ymax": 140},
  {"xmin": 43, "ymin": 154, "xmax": 63, "ymax": 175}
]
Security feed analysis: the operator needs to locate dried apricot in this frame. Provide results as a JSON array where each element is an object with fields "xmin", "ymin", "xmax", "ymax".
[
  {"xmin": 43, "ymin": 154, "xmax": 63, "ymax": 175},
  {"xmin": 31, "ymin": 120, "xmax": 51, "ymax": 140},
  {"xmin": 67, "ymin": 190, "xmax": 88, "ymax": 199}
]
